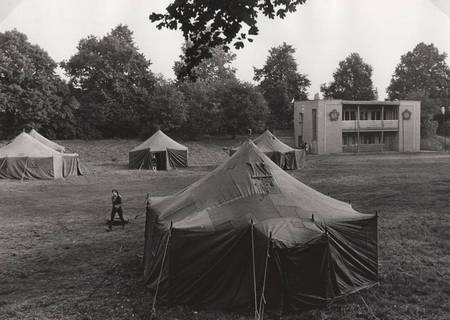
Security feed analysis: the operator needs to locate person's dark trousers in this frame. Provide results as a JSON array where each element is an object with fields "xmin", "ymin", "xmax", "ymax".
[{"xmin": 109, "ymin": 207, "xmax": 125, "ymax": 229}]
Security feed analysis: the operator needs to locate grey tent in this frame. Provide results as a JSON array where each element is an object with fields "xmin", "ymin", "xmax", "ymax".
[
  {"xmin": 144, "ymin": 140, "xmax": 377, "ymax": 313},
  {"xmin": 230, "ymin": 130, "xmax": 305, "ymax": 170},
  {"xmin": 0, "ymin": 132, "xmax": 65, "ymax": 179},
  {"xmin": 29, "ymin": 129, "xmax": 82, "ymax": 177},
  {"xmin": 129, "ymin": 130, "xmax": 188, "ymax": 170}
]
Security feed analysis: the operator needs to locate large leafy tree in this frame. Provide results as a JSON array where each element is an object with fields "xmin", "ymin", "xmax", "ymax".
[
  {"xmin": 176, "ymin": 45, "xmax": 238, "ymax": 137},
  {"xmin": 179, "ymin": 80, "xmax": 222, "ymax": 137},
  {"xmin": 320, "ymin": 53, "xmax": 376, "ymax": 100},
  {"xmin": 139, "ymin": 76, "xmax": 187, "ymax": 138},
  {"xmin": 387, "ymin": 42, "xmax": 450, "ymax": 119},
  {"xmin": 254, "ymin": 43, "xmax": 310, "ymax": 128},
  {"xmin": 217, "ymin": 80, "xmax": 269, "ymax": 137},
  {"xmin": 61, "ymin": 25, "xmax": 155, "ymax": 138},
  {"xmin": 150, "ymin": 0, "xmax": 307, "ymax": 79},
  {"xmin": 0, "ymin": 30, "xmax": 78, "ymax": 139},
  {"xmin": 174, "ymin": 45, "xmax": 237, "ymax": 82}
]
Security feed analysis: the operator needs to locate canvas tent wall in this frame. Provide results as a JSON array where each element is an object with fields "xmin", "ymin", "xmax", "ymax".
[
  {"xmin": 144, "ymin": 141, "xmax": 377, "ymax": 312},
  {"xmin": 0, "ymin": 132, "xmax": 64, "ymax": 180},
  {"xmin": 129, "ymin": 130, "xmax": 188, "ymax": 170},
  {"xmin": 29, "ymin": 129, "xmax": 82, "ymax": 177},
  {"xmin": 230, "ymin": 130, "xmax": 305, "ymax": 170}
]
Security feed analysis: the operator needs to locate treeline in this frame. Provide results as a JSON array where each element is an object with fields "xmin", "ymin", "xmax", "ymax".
[{"xmin": 1, "ymin": 25, "xmax": 449, "ymax": 139}]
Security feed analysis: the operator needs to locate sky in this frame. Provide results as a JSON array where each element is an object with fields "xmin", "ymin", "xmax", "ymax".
[{"xmin": 1, "ymin": 0, "xmax": 450, "ymax": 99}]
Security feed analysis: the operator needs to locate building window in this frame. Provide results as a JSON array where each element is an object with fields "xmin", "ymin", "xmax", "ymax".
[
  {"xmin": 298, "ymin": 136, "xmax": 303, "ymax": 147},
  {"xmin": 343, "ymin": 110, "xmax": 356, "ymax": 120},
  {"xmin": 312, "ymin": 109, "xmax": 317, "ymax": 141},
  {"xmin": 371, "ymin": 111, "xmax": 381, "ymax": 120},
  {"xmin": 360, "ymin": 133, "xmax": 381, "ymax": 144},
  {"xmin": 343, "ymin": 133, "xmax": 357, "ymax": 145},
  {"xmin": 360, "ymin": 111, "xmax": 369, "ymax": 120},
  {"xmin": 298, "ymin": 112, "xmax": 303, "ymax": 133},
  {"xmin": 384, "ymin": 108, "xmax": 398, "ymax": 120}
]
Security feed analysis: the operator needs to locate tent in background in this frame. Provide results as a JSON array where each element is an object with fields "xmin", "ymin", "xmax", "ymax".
[
  {"xmin": 129, "ymin": 130, "xmax": 188, "ymax": 170},
  {"xmin": 0, "ymin": 132, "xmax": 64, "ymax": 180},
  {"xmin": 144, "ymin": 140, "xmax": 377, "ymax": 313},
  {"xmin": 29, "ymin": 129, "xmax": 82, "ymax": 178},
  {"xmin": 230, "ymin": 130, "xmax": 305, "ymax": 170},
  {"xmin": 0, "ymin": 132, "xmax": 81, "ymax": 180},
  {"xmin": 29, "ymin": 129, "xmax": 66, "ymax": 153}
]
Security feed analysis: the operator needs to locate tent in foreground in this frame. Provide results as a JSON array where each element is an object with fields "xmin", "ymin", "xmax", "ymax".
[
  {"xmin": 144, "ymin": 140, "xmax": 377, "ymax": 313},
  {"xmin": 129, "ymin": 130, "xmax": 188, "ymax": 170},
  {"xmin": 230, "ymin": 130, "xmax": 305, "ymax": 170},
  {"xmin": 29, "ymin": 129, "xmax": 82, "ymax": 178}
]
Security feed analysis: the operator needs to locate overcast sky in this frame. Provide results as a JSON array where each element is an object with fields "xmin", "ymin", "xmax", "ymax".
[{"xmin": 1, "ymin": 0, "xmax": 450, "ymax": 99}]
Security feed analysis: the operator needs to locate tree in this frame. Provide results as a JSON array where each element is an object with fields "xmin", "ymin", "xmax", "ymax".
[
  {"xmin": 179, "ymin": 80, "xmax": 222, "ymax": 137},
  {"xmin": 150, "ymin": 0, "xmax": 307, "ymax": 79},
  {"xmin": 387, "ymin": 43, "xmax": 450, "ymax": 120},
  {"xmin": 217, "ymin": 80, "xmax": 270, "ymax": 137},
  {"xmin": 320, "ymin": 53, "xmax": 376, "ymax": 100},
  {"xmin": 0, "ymin": 30, "xmax": 78, "ymax": 139},
  {"xmin": 174, "ymin": 45, "xmax": 237, "ymax": 82},
  {"xmin": 61, "ymin": 25, "xmax": 155, "ymax": 138},
  {"xmin": 254, "ymin": 43, "xmax": 310, "ymax": 128},
  {"xmin": 139, "ymin": 77, "xmax": 187, "ymax": 138}
]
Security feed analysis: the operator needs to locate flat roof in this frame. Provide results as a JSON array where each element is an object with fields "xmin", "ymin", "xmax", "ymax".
[{"xmin": 342, "ymin": 100, "xmax": 400, "ymax": 105}]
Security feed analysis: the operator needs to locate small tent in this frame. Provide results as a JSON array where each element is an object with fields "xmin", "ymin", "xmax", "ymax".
[
  {"xmin": 144, "ymin": 140, "xmax": 377, "ymax": 312},
  {"xmin": 230, "ymin": 130, "xmax": 305, "ymax": 170},
  {"xmin": 29, "ymin": 129, "xmax": 82, "ymax": 177},
  {"xmin": 0, "ymin": 132, "xmax": 64, "ymax": 180},
  {"xmin": 129, "ymin": 130, "xmax": 188, "ymax": 170}
]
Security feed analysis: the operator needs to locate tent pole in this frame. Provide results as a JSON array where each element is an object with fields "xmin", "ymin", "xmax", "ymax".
[
  {"xmin": 21, "ymin": 157, "xmax": 29, "ymax": 182},
  {"xmin": 258, "ymin": 232, "xmax": 272, "ymax": 320},
  {"xmin": 150, "ymin": 221, "xmax": 172, "ymax": 319},
  {"xmin": 250, "ymin": 220, "xmax": 259, "ymax": 320}
]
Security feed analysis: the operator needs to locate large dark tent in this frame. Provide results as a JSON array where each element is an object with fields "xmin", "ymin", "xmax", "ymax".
[
  {"xmin": 144, "ymin": 140, "xmax": 378, "ymax": 313},
  {"xmin": 129, "ymin": 130, "xmax": 188, "ymax": 170},
  {"xmin": 230, "ymin": 130, "xmax": 305, "ymax": 170},
  {"xmin": 29, "ymin": 129, "xmax": 82, "ymax": 177}
]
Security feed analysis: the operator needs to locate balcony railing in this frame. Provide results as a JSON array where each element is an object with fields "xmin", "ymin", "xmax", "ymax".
[{"xmin": 342, "ymin": 120, "xmax": 399, "ymax": 130}]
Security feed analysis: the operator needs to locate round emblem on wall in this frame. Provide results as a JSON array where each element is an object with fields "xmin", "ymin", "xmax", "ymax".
[
  {"xmin": 329, "ymin": 109, "xmax": 340, "ymax": 121},
  {"xmin": 402, "ymin": 109, "xmax": 412, "ymax": 120}
]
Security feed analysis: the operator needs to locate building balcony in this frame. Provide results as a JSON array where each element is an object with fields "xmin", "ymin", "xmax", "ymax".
[{"xmin": 342, "ymin": 120, "xmax": 399, "ymax": 131}]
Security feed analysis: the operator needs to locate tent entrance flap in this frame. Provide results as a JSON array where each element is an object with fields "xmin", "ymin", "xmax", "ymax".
[{"xmin": 153, "ymin": 151, "xmax": 167, "ymax": 170}]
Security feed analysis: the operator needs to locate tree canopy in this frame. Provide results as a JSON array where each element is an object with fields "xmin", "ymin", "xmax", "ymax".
[
  {"xmin": 139, "ymin": 76, "xmax": 187, "ymax": 138},
  {"xmin": 150, "ymin": 0, "xmax": 307, "ymax": 80},
  {"xmin": 320, "ymin": 53, "xmax": 376, "ymax": 101},
  {"xmin": 387, "ymin": 42, "xmax": 450, "ymax": 119},
  {"xmin": 254, "ymin": 42, "xmax": 310, "ymax": 128},
  {"xmin": 173, "ymin": 45, "xmax": 237, "ymax": 82},
  {"xmin": 61, "ymin": 25, "xmax": 156, "ymax": 138},
  {"xmin": 0, "ymin": 29, "xmax": 78, "ymax": 139}
]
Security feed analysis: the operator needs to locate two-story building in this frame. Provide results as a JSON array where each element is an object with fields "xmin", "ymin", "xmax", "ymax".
[{"xmin": 293, "ymin": 100, "xmax": 421, "ymax": 154}]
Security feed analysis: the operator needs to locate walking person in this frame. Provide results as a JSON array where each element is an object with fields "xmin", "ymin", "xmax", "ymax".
[{"xmin": 108, "ymin": 189, "xmax": 125, "ymax": 231}]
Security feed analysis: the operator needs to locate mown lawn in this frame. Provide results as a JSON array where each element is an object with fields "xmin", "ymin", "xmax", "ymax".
[{"xmin": 0, "ymin": 140, "xmax": 449, "ymax": 320}]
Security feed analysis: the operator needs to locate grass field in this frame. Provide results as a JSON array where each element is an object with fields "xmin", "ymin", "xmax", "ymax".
[{"xmin": 0, "ymin": 139, "xmax": 449, "ymax": 320}]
